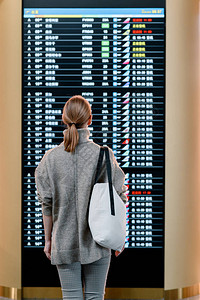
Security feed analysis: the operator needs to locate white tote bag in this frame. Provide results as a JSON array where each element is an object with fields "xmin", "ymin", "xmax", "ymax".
[{"xmin": 88, "ymin": 147, "xmax": 126, "ymax": 252}]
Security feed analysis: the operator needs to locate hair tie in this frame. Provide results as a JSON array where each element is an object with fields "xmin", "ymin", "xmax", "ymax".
[{"xmin": 70, "ymin": 122, "xmax": 76, "ymax": 126}]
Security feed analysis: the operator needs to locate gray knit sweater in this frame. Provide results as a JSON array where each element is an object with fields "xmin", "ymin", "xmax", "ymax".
[{"xmin": 35, "ymin": 128, "xmax": 128, "ymax": 265}]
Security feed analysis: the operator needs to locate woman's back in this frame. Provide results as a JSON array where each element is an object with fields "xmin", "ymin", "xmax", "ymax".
[{"xmin": 35, "ymin": 127, "xmax": 127, "ymax": 265}]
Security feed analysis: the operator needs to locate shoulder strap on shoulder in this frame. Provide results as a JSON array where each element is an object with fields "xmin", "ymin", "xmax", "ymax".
[{"xmin": 94, "ymin": 147, "xmax": 105, "ymax": 184}]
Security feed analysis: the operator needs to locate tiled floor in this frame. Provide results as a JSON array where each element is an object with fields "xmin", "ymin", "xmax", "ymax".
[{"xmin": 1, "ymin": 297, "xmax": 200, "ymax": 300}]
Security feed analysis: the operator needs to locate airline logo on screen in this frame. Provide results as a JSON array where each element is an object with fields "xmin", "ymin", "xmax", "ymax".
[{"xmin": 23, "ymin": 7, "xmax": 165, "ymax": 249}]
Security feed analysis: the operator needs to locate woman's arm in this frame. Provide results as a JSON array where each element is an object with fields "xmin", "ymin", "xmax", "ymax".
[
  {"xmin": 35, "ymin": 159, "xmax": 53, "ymax": 260},
  {"xmin": 43, "ymin": 214, "xmax": 53, "ymax": 260}
]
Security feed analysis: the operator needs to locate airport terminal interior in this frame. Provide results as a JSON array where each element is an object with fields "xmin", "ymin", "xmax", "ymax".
[{"xmin": 0, "ymin": 0, "xmax": 200, "ymax": 299}]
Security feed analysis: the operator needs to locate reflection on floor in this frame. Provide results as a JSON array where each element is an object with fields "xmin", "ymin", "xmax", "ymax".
[{"xmin": 1, "ymin": 297, "xmax": 200, "ymax": 300}]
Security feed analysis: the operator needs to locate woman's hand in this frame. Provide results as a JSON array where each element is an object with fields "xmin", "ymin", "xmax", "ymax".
[
  {"xmin": 44, "ymin": 240, "xmax": 51, "ymax": 260},
  {"xmin": 115, "ymin": 243, "xmax": 125, "ymax": 257}
]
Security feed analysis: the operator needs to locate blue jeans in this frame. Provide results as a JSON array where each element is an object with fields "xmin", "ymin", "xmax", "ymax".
[{"xmin": 56, "ymin": 255, "xmax": 111, "ymax": 300}]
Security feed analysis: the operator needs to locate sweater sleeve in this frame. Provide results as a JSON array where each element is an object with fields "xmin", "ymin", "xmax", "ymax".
[
  {"xmin": 108, "ymin": 147, "xmax": 128, "ymax": 204},
  {"xmin": 35, "ymin": 158, "xmax": 52, "ymax": 216}
]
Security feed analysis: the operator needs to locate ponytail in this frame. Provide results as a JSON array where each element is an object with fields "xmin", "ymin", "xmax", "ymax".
[
  {"xmin": 62, "ymin": 95, "xmax": 91, "ymax": 152},
  {"xmin": 63, "ymin": 124, "xmax": 79, "ymax": 153}
]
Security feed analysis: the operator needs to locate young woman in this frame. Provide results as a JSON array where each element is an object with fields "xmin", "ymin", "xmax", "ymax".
[{"xmin": 35, "ymin": 95, "xmax": 128, "ymax": 300}]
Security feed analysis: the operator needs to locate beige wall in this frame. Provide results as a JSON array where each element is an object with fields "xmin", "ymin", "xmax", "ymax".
[
  {"xmin": 0, "ymin": 0, "xmax": 21, "ymax": 289},
  {"xmin": 165, "ymin": 0, "xmax": 200, "ymax": 290}
]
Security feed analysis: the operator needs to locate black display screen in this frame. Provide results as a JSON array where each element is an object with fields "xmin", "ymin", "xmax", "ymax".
[{"xmin": 22, "ymin": 0, "xmax": 165, "ymax": 288}]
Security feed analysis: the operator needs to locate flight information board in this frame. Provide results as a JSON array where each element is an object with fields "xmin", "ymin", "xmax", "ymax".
[{"xmin": 22, "ymin": 0, "xmax": 165, "ymax": 288}]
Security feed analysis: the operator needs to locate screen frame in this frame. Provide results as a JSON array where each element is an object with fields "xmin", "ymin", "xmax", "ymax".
[{"xmin": 22, "ymin": 0, "xmax": 166, "ymax": 288}]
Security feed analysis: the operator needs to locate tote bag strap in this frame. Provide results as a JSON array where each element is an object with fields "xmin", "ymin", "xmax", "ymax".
[
  {"xmin": 94, "ymin": 146, "xmax": 115, "ymax": 216},
  {"xmin": 104, "ymin": 147, "xmax": 115, "ymax": 216},
  {"xmin": 94, "ymin": 147, "xmax": 105, "ymax": 184}
]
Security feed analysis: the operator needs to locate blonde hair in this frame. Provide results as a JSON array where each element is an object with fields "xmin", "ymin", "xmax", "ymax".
[{"xmin": 62, "ymin": 95, "xmax": 91, "ymax": 152}]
